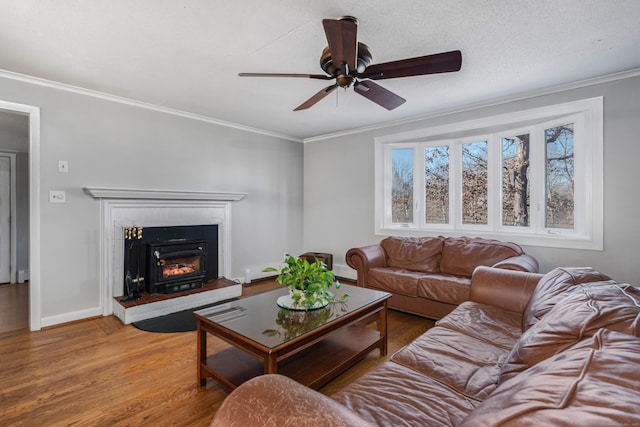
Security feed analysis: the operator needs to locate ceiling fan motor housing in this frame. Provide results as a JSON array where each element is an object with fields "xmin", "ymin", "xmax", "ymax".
[{"xmin": 320, "ymin": 42, "xmax": 372, "ymax": 87}]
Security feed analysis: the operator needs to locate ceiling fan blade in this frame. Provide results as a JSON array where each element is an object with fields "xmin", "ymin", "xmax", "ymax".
[
  {"xmin": 322, "ymin": 18, "xmax": 358, "ymax": 72},
  {"xmin": 354, "ymin": 80, "xmax": 406, "ymax": 111},
  {"xmin": 294, "ymin": 84, "xmax": 338, "ymax": 111},
  {"xmin": 360, "ymin": 50, "xmax": 462, "ymax": 80},
  {"xmin": 239, "ymin": 72, "xmax": 332, "ymax": 80}
]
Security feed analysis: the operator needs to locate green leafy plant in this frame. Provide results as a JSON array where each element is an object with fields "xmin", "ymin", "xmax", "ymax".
[{"xmin": 263, "ymin": 255, "xmax": 348, "ymax": 309}]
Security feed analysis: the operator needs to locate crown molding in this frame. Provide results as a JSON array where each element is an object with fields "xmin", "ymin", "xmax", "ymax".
[
  {"xmin": 0, "ymin": 69, "xmax": 302, "ymax": 143},
  {"xmin": 2, "ymin": 66, "xmax": 638, "ymax": 144},
  {"xmin": 83, "ymin": 187, "xmax": 247, "ymax": 201},
  {"xmin": 303, "ymin": 67, "xmax": 640, "ymax": 143}
]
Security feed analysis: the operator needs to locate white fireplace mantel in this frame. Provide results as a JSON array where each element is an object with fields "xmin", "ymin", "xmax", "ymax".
[{"xmin": 83, "ymin": 187, "xmax": 247, "ymax": 201}]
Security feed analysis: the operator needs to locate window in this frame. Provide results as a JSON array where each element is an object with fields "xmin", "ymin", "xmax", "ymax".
[
  {"xmin": 391, "ymin": 147, "xmax": 414, "ymax": 223},
  {"xmin": 375, "ymin": 98, "xmax": 603, "ymax": 250},
  {"xmin": 424, "ymin": 145, "xmax": 449, "ymax": 224},
  {"xmin": 501, "ymin": 133, "xmax": 530, "ymax": 227}
]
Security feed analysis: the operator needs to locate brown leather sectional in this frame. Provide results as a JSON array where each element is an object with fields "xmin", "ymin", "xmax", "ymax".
[
  {"xmin": 211, "ymin": 266, "xmax": 640, "ymax": 426},
  {"xmin": 346, "ymin": 236, "xmax": 539, "ymax": 319}
]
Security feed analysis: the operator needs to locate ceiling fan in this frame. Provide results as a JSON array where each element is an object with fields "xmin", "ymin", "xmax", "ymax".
[{"xmin": 239, "ymin": 16, "xmax": 462, "ymax": 111}]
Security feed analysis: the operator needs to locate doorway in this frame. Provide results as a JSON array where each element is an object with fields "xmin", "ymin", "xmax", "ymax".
[
  {"xmin": 0, "ymin": 153, "xmax": 16, "ymax": 284},
  {"xmin": 0, "ymin": 101, "xmax": 38, "ymax": 332}
]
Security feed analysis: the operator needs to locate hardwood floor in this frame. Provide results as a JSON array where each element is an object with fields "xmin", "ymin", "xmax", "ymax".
[
  {"xmin": 0, "ymin": 280, "xmax": 434, "ymax": 426},
  {"xmin": 0, "ymin": 282, "xmax": 29, "ymax": 334}
]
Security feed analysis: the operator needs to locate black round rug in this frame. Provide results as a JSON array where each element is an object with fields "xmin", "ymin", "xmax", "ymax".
[
  {"xmin": 133, "ymin": 309, "xmax": 198, "ymax": 333},
  {"xmin": 132, "ymin": 301, "xmax": 233, "ymax": 333}
]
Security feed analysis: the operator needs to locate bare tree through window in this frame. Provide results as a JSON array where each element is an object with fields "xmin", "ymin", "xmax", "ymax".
[
  {"xmin": 502, "ymin": 134, "xmax": 530, "ymax": 226},
  {"xmin": 546, "ymin": 124, "xmax": 574, "ymax": 229},
  {"xmin": 462, "ymin": 141, "xmax": 488, "ymax": 224},
  {"xmin": 424, "ymin": 146, "xmax": 449, "ymax": 224},
  {"xmin": 392, "ymin": 148, "xmax": 414, "ymax": 223}
]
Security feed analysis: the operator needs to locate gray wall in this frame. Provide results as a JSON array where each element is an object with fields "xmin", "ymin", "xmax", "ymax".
[
  {"xmin": 303, "ymin": 74, "xmax": 640, "ymax": 285},
  {"xmin": 0, "ymin": 76, "xmax": 303, "ymax": 320}
]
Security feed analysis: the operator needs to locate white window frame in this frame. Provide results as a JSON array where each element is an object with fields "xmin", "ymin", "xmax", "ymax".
[{"xmin": 374, "ymin": 97, "xmax": 603, "ymax": 250}]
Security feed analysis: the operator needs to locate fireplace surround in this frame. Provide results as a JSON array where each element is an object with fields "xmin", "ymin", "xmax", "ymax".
[{"xmin": 84, "ymin": 187, "xmax": 247, "ymax": 324}]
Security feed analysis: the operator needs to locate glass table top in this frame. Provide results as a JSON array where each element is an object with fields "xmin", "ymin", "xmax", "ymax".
[{"xmin": 194, "ymin": 283, "xmax": 389, "ymax": 349}]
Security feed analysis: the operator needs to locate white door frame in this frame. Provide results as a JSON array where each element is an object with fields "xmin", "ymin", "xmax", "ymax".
[
  {"xmin": 0, "ymin": 151, "xmax": 17, "ymax": 283},
  {"xmin": 0, "ymin": 100, "xmax": 41, "ymax": 331}
]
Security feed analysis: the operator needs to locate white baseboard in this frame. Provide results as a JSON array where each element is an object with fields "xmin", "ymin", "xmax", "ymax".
[
  {"xmin": 17, "ymin": 270, "xmax": 29, "ymax": 283},
  {"xmin": 41, "ymin": 306, "xmax": 103, "ymax": 328}
]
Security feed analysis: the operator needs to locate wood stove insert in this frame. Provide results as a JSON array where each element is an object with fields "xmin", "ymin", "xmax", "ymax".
[
  {"xmin": 148, "ymin": 240, "xmax": 207, "ymax": 294},
  {"xmin": 123, "ymin": 225, "xmax": 219, "ymax": 296}
]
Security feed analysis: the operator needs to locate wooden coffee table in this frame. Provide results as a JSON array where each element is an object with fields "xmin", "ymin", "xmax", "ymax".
[{"xmin": 194, "ymin": 283, "xmax": 390, "ymax": 391}]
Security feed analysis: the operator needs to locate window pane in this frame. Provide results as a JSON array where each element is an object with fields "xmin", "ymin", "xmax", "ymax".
[
  {"xmin": 424, "ymin": 146, "xmax": 449, "ymax": 224},
  {"xmin": 501, "ymin": 134, "xmax": 530, "ymax": 226},
  {"xmin": 546, "ymin": 124, "xmax": 574, "ymax": 229},
  {"xmin": 392, "ymin": 148, "xmax": 414, "ymax": 223},
  {"xmin": 462, "ymin": 141, "xmax": 488, "ymax": 224}
]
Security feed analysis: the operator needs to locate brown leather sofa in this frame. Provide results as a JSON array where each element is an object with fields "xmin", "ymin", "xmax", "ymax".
[
  {"xmin": 211, "ymin": 266, "xmax": 640, "ymax": 427},
  {"xmin": 345, "ymin": 236, "xmax": 539, "ymax": 319}
]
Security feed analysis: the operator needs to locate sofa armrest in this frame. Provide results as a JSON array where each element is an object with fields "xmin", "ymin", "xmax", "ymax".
[
  {"xmin": 345, "ymin": 244, "xmax": 387, "ymax": 287},
  {"xmin": 492, "ymin": 254, "xmax": 539, "ymax": 273},
  {"xmin": 211, "ymin": 375, "xmax": 372, "ymax": 427},
  {"xmin": 470, "ymin": 266, "xmax": 543, "ymax": 314}
]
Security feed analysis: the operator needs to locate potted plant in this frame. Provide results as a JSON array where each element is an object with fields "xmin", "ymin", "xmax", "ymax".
[{"xmin": 263, "ymin": 255, "xmax": 347, "ymax": 310}]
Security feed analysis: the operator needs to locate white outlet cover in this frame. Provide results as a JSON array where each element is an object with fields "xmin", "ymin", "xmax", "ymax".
[{"xmin": 49, "ymin": 190, "xmax": 66, "ymax": 203}]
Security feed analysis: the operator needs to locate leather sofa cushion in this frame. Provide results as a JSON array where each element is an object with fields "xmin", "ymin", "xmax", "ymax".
[
  {"xmin": 500, "ymin": 282, "xmax": 640, "ymax": 383},
  {"xmin": 369, "ymin": 268, "xmax": 472, "ymax": 304},
  {"xmin": 522, "ymin": 266, "xmax": 615, "ymax": 331},
  {"xmin": 332, "ymin": 361, "xmax": 479, "ymax": 427},
  {"xmin": 416, "ymin": 274, "xmax": 471, "ymax": 305},
  {"xmin": 380, "ymin": 236, "xmax": 443, "ymax": 272},
  {"xmin": 439, "ymin": 237, "xmax": 522, "ymax": 277},
  {"xmin": 368, "ymin": 267, "xmax": 421, "ymax": 296},
  {"xmin": 461, "ymin": 329, "xmax": 640, "ymax": 427},
  {"xmin": 436, "ymin": 301, "xmax": 523, "ymax": 350},
  {"xmin": 392, "ymin": 310, "xmax": 518, "ymax": 401}
]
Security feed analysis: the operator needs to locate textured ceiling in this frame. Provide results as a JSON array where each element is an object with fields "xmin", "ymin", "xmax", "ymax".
[{"xmin": 1, "ymin": 0, "xmax": 639, "ymax": 140}]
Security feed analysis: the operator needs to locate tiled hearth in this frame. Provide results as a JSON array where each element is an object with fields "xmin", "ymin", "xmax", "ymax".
[{"xmin": 114, "ymin": 277, "xmax": 241, "ymax": 324}]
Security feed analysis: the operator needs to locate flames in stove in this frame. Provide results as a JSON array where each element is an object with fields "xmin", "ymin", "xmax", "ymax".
[{"xmin": 161, "ymin": 260, "xmax": 197, "ymax": 278}]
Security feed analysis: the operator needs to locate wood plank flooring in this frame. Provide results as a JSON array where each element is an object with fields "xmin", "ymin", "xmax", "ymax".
[
  {"xmin": 0, "ymin": 280, "xmax": 434, "ymax": 426},
  {"xmin": 0, "ymin": 282, "xmax": 29, "ymax": 334}
]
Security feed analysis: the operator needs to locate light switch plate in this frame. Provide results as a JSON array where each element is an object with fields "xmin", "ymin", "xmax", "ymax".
[
  {"xmin": 58, "ymin": 160, "xmax": 69, "ymax": 173},
  {"xmin": 49, "ymin": 190, "xmax": 66, "ymax": 203}
]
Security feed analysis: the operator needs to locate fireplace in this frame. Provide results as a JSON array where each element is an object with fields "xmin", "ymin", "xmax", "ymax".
[
  {"xmin": 148, "ymin": 240, "xmax": 207, "ymax": 294},
  {"xmin": 123, "ymin": 224, "xmax": 219, "ymax": 295}
]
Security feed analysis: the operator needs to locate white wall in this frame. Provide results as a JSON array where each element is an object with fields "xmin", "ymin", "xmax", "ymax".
[
  {"xmin": 0, "ymin": 75, "xmax": 303, "ymax": 322},
  {"xmin": 303, "ymin": 74, "xmax": 640, "ymax": 285}
]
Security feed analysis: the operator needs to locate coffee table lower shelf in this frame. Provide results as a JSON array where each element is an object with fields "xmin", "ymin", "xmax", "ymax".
[{"xmin": 201, "ymin": 324, "xmax": 382, "ymax": 390}]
